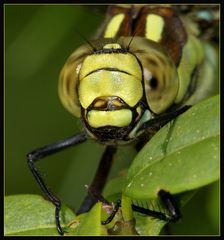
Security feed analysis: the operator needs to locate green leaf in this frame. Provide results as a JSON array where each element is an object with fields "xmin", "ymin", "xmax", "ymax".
[
  {"xmin": 134, "ymin": 214, "xmax": 166, "ymax": 236},
  {"xmin": 121, "ymin": 194, "xmax": 134, "ymax": 222},
  {"xmin": 105, "ymin": 195, "xmax": 138, "ymax": 235},
  {"xmin": 4, "ymin": 194, "xmax": 75, "ymax": 236},
  {"xmin": 123, "ymin": 190, "xmax": 196, "ymax": 236},
  {"xmin": 103, "ymin": 175, "xmax": 126, "ymax": 201},
  {"xmin": 68, "ymin": 202, "xmax": 106, "ymax": 236},
  {"xmin": 206, "ymin": 181, "xmax": 220, "ymax": 232},
  {"xmin": 124, "ymin": 95, "xmax": 220, "ymax": 199}
]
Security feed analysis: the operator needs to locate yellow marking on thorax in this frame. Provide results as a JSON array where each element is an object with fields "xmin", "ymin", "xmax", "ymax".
[
  {"xmin": 146, "ymin": 14, "xmax": 165, "ymax": 42},
  {"xmin": 104, "ymin": 14, "xmax": 125, "ymax": 38}
]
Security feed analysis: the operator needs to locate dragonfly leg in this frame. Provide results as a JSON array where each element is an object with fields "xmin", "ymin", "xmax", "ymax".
[
  {"xmin": 101, "ymin": 199, "xmax": 121, "ymax": 225},
  {"xmin": 76, "ymin": 145, "xmax": 117, "ymax": 214},
  {"xmin": 26, "ymin": 132, "xmax": 87, "ymax": 235},
  {"xmin": 158, "ymin": 189, "xmax": 181, "ymax": 222},
  {"xmin": 138, "ymin": 105, "xmax": 191, "ymax": 134},
  {"xmin": 132, "ymin": 190, "xmax": 181, "ymax": 222},
  {"xmin": 84, "ymin": 186, "xmax": 121, "ymax": 225}
]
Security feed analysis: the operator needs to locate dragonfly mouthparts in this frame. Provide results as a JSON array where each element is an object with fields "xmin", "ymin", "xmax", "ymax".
[{"xmin": 90, "ymin": 96, "xmax": 129, "ymax": 111}]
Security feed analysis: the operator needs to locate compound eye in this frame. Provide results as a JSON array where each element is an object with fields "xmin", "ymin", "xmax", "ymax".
[
  {"xmin": 119, "ymin": 36, "xmax": 180, "ymax": 114},
  {"xmin": 143, "ymin": 61, "xmax": 179, "ymax": 114},
  {"xmin": 58, "ymin": 44, "xmax": 92, "ymax": 118},
  {"xmin": 148, "ymin": 77, "xmax": 158, "ymax": 89},
  {"xmin": 144, "ymin": 69, "xmax": 159, "ymax": 90}
]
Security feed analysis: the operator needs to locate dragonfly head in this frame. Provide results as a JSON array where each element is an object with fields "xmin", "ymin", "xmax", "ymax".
[{"xmin": 59, "ymin": 37, "xmax": 179, "ymax": 143}]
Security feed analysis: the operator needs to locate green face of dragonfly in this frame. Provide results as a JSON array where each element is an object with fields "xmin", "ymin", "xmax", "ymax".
[{"xmin": 58, "ymin": 37, "xmax": 179, "ymax": 141}]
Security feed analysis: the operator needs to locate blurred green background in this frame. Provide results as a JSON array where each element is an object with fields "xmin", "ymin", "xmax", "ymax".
[{"xmin": 5, "ymin": 4, "xmax": 219, "ymax": 235}]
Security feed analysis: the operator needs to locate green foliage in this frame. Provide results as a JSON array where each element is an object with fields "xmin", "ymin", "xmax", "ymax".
[
  {"xmin": 67, "ymin": 202, "xmax": 105, "ymax": 236},
  {"xmin": 4, "ymin": 195, "xmax": 75, "ymax": 236},
  {"xmin": 124, "ymin": 95, "xmax": 219, "ymax": 199}
]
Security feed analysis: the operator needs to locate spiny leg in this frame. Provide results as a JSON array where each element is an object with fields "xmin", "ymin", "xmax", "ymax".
[
  {"xmin": 132, "ymin": 190, "xmax": 181, "ymax": 223},
  {"xmin": 85, "ymin": 186, "xmax": 121, "ymax": 225},
  {"xmin": 136, "ymin": 106, "xmax": 190, "ymax": 153},
  {"xmin": 138, "ymin": 105, "xmax": 191, "ymax": 134},
  {"xmin": 26, "ymin": 132, "xmax": 87, "ymax": 235},
  {"xmin": 158, "ymin": 190, "xmax": 181, "ymax": 222},
  {"xmin": 76, "ymin": 145, "xmax": 117, "ymax": 214},
  {"xmin": 101, "ymin": 199, "xmax": 121, "ymax": 225},
  {"xmin": 81, "ymin": 190, "xmax": 180, "ymax": 225}
]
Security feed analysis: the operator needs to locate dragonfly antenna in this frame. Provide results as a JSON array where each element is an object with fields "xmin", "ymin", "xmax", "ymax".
[
  {"xmin": 127, "ymin": 30, "xmax": 138, "ymax": 51},
  {"xmin": 126, "ymin": 15, "xmax": 139, "ymax": 51},
  {"xmin": 127, "ymin": 5, "xmax": 142, "ymax": 51},
  {"xmin": 75, "ymin": 28, "xmax": 97, "ymax": 51}
]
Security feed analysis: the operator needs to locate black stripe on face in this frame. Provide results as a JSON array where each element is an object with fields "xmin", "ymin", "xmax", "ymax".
[
  {"xmin": 93, "ymin": 48, "xmax": 128, "ymax": 54},
  {"xmin": 84, "ymin": 67, "xmax": 132, "ymax": 78}
]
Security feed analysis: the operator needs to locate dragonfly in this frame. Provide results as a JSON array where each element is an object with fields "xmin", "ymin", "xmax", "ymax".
[{"xmin": 26, "ymin": 4, "xmax": 219, "ymax": 235}]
